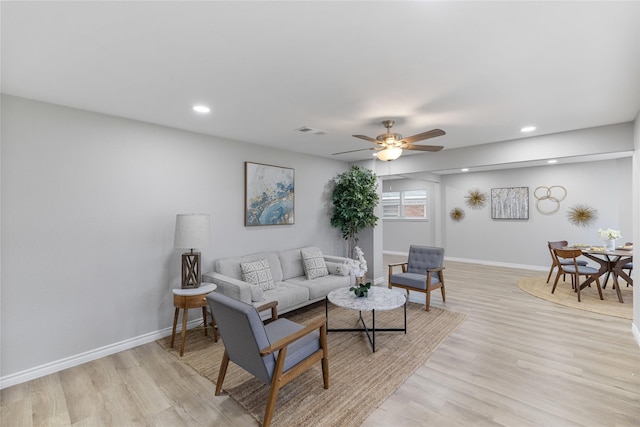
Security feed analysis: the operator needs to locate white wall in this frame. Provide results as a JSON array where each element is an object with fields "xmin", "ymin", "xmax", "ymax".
[
  {"xmin": 382, "ymin": 178, "xmax": 440, "ymax": 253},
  {"xmin": 0, "ymin": 95, "xmax": 349, "ymax": 383},
  {"xmin": 442, "ymin": 159, "xmax": 633, "ymax": 268},
  {"xmin": 632, "ymin": 111, "xmax": 640, "ymax": 345}
]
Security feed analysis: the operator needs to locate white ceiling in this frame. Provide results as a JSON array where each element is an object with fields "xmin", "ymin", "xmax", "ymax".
[{"xmin": 2, "ymin": 1, "xmax": 639, "ymax": 163}]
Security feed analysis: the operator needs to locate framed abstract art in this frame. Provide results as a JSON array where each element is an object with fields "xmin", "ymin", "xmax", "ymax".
[{"xmin": 245, "ymin": 162, "xmax": 294, "ymax": 226}]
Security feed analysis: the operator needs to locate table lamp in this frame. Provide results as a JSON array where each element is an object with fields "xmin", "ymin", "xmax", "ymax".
[{"xmin": 174, "ymin": 213, "xmax": 211, "ymax": 288}]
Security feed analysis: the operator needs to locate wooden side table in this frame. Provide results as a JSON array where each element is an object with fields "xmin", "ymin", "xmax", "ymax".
[{"xmin": 170, "ymin": 283, "xmax": 218, "ymax": 356}]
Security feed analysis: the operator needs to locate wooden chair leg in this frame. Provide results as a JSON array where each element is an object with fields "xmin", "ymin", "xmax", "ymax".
[
  {"xmin": 264, "ymin": 348, "xmax": 288, "ymax": 427},
  {"xmin": 440, "ymin": 284, "xmax": 446, "ymax": 302},
  {"xmin": 546, "ymin": 265, "xmax": 555, "ymax": 283},
  {"xmin": 551, "ymin": 273, "xmax": 561, "ymax": 294},
  {"xmin": 425, "ymin": 288, "xmax": 431, "ymax": 311},
  {"xmin": 215, "ymin": 351, "xmax": 229, "ymax": 396},
  {"xmin": 576, "ymin": 273, "xmax": 581, "ymax": 302}
]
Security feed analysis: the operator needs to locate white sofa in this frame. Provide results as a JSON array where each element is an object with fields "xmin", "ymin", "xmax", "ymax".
[{"xmin": 203, "ymin": 246, "xmax": 358, "ymax": 317}]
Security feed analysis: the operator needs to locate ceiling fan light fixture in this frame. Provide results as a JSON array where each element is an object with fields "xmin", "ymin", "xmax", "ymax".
[{"xmin": 376, "ymin": 147, "xmax": 402, "ymax": 161}]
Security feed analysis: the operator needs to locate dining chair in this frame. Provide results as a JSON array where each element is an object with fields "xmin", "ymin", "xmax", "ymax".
[
  {"xmin": 206, "ymin": 292, "xmax": 329, "ymax": 427},
  {"xmin": 622, "ymin": 242, "xmax": 633, "ymax": 286},
  {"xmin": 552, "ymin": 248, "xmax": 603, "ymax": 302},
  {"xmin": 388, "ymin": 245, "xmax": 445, "ymax": 311},
  {"xmin": 547, "ymin": 240, "xmax": 587, "ymax": 284}
]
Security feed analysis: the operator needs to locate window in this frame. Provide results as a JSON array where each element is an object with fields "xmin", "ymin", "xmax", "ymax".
[{"xmin": 382, "ymin": 190, "xmax": 427, "ymax": 219}]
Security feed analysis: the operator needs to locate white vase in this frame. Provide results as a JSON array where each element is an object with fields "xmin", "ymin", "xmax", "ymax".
[{"xmin": 604, "ymin": 239, "xmax": 616, "ymax": 251}]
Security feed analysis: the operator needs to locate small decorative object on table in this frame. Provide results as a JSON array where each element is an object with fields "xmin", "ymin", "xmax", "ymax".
[
  {"xmin": 597, "ymin": 227, "xmax": 621, "ymax": 252},
  {"xmin": 350, "ymin": 282, "xmax": 371, "ymax": 298}
]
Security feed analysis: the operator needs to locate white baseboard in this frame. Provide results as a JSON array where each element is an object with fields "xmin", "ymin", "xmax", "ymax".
[
  {"xmin": 0, "ymin": 318, "xmax": 202, "ymax": 390},
  {"xmin": 383, "ymin": 251, "xmax": 548, "ymax": 272}
]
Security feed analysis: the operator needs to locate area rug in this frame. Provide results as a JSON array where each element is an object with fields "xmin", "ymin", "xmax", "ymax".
[
  {"xmin": 157, "ymin": 300, "xmax": 466, "ymax": 426},
  {"xmin": 517, "ymin": 276, "xmax": 633, "ymax": 319}
]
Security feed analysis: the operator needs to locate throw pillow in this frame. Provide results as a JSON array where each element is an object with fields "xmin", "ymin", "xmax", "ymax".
[
  {"xmin": 240, "ymin": 259, "xmax": 275, "ymax": 291},
  {"xmin": 325, "ymin": 261, "xmax": 349, "ymax": 276},
  {"xmin": 301, "ymin": 248, "xmax": 329, "ymax": 280}
]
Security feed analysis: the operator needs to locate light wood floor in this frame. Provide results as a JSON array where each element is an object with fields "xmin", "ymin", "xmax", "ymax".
[{"xmin": 2, "ymin": 259, "xmax": 638, "ymax": 426}]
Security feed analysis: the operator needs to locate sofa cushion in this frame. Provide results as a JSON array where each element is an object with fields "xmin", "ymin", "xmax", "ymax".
[
  {"xmin": 301, "ymin": 248, "xmax": 329, "ymax": 280},
  {"xmin": 277, "ymin": 248, "xmax": 306, "ymax": 280},
  {"xmin": 215, "ymin": 251, "xmax": 283, "ymax": 282},
  {"xmin": 240, "ymin": 259, "xmax": 275, "ymax": 291},
  {"xmin": 258, "ymin": 282, "xmax": 310, "ymax": 311},
  {"xmin": 285, "ymin": 274, "xmax": 351, "ymax": 300}
]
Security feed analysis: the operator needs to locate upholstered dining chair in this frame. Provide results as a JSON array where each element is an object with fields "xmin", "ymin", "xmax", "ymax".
[
  {"xmin": 552, "ymin": 248, "xmax": 603, "ymax": 302},
  {"xmin": 207, "ymin": 292, "xmax": 329, "ymax": 427},
  {"xmin": 547, "ymin": 240, "xmax": 587, "ymax": 283},
  {"xmin": 622, "ymin": 242, "xmax": 633, "ymax": 286},
  {"xmin": 388, "ymin": 245, "xmax": 445, "ymax": 311}
]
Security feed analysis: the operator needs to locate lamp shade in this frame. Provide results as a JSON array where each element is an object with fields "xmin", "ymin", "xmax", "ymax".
[
  {"xmin": 376, "ymin": 147, "xmax": 402, "ymax": 161},
  {"xmin": 174, "ymin": 213, "xmax": 211, "ymax": 249}
]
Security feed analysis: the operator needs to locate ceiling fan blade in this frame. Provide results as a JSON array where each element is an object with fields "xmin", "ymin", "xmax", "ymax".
[
  {"xmin": 352, "ymin": 134, "xmax": 379, "ymax": 144},
  {"xmin": 332, "ymin": 147, "xmax": 376, "ymax": 155},
  {"xmin": 404, "ymin": 144, "xmax": 444, "ymax": 152},
  {"xmin": 400, "ymin": 129, "xmax": 446, "ymax": 144}
]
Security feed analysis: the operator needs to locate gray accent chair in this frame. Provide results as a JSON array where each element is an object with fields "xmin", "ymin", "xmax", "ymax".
[
  {"xmin": 207, "ymin": 292, "xmax": 329, "ymax": 427},
  {"xmin": 388, "ymin": 245, "xmax": 445, "ymax": 311}
]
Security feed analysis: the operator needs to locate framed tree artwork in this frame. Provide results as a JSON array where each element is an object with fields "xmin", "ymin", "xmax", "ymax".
[
  {"xmin": 491, "ymin": 187, "xmax": 529, "ymax": 220},
  {"xmin": 245, "ymin": 162, "xmax": 294, "ymax": 226}
]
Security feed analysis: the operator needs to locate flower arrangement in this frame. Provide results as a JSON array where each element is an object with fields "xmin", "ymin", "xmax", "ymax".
[
  {"xmin": 597, "ymin": 228, "xmax": 622, "ymax": 240},
  {"xmin": 350, "ymin": 282, "xmax": 371, "ymax": 298},
  {"xmin": 352, "ymin": 246, "xmax": 368, "ymax": 276}
]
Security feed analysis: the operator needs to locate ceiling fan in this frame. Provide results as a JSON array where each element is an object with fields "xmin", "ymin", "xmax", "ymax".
[{"xmin": 333, "ymin": 120, "xmax": 445, "ymax": 161}]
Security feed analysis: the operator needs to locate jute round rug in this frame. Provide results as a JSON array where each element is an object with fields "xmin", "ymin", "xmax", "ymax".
[
  {"xmin": 157, "ymin": 299, "xmax": 466, "ymax": 427},
  {"xmin": 517, "ymin": 276, "xmax": 633, "ymax": 319}
]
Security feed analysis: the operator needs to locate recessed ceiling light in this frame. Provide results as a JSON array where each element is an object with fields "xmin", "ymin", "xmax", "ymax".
[
  {"xmin": 193, "ymin": 105, "xmax": 210, "ymax": 113},
  {"xmin": 547, "ymin": 159, "xmax": 557, "ymax": 164},
  {"xmin": 521, "ymin": 126, "xmax": 536, "ymax": 133},
  {"xmin": 461, "ymin": 168, "xmax": 469, "ymax": 172}
]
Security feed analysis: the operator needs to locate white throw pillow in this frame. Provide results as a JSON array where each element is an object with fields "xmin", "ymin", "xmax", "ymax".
[
  {"xmin": 240, "ymin": 259, "xmax": 275, "ymax": 291},
  {"xmin": 325, "ymin": 261, "xmax": 349, "ymax": 276},
  {"xmin": 301, "ymin": 248, "xmax": 329, "ymax": 280}
]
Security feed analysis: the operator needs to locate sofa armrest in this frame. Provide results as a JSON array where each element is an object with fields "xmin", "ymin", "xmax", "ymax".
[{"xmin": 202, "ymin": 272, "xmax": 253, "ymax": 305}]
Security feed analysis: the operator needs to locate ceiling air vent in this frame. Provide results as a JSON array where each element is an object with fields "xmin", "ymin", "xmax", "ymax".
[{"xmin": 296, "ymin": 126, "xmax": 327, "ymax": 135}]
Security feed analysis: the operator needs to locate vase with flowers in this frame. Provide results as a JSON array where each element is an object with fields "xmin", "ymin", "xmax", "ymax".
[{"xmin": 597, "ymin": 228, "xmax": 621, "ymax": 252}]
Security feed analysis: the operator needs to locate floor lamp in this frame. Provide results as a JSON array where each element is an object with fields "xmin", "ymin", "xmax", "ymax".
[{"xmin": 174, "ymin": 213, "xmax": 211, "ymax": 288}]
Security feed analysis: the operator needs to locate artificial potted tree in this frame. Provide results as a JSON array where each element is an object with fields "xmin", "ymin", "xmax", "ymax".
[{"xmin": 330, "ymin": 165, "xmax": 379, "ymax": 259}]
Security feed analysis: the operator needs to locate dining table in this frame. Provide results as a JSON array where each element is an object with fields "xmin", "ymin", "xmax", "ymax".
[{"xmin": 571, "ymin": 246, "xmax": 633, "ymax": 303}]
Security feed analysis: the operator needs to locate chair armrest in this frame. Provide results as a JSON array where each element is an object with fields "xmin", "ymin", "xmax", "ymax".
[
  {"xmin": 259, "ymin": 317, "xmax": 326, "ymax": 356},
  {"xmin": 256, "ymin": 301, "xmax": 279, "ymax": 320},
  {"xmin": 203, "ymin": 272, "xmax": 253, "ymax": 304},
  {"xmin": 388, "ymin": 262, "xmax": 407, "ymax": 274},
  {"xmin": 426, "ymin": 267, "xmax": 445, "ymax": 273}
]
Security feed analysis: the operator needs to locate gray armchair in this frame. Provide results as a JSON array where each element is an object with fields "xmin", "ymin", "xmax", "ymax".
[
  {"xmin": 207, "ymin": 292, "xmax": 329, "ymax": 427},
  {"xmin": 388, "ymin": 245, "xmax": 445, "ymax": 311}
]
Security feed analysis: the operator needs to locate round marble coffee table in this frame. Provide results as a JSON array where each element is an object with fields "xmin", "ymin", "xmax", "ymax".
[{"xmin": 325, "ymin": 286, "xmax": 406, "ymax": 352}]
